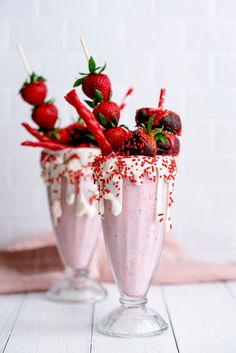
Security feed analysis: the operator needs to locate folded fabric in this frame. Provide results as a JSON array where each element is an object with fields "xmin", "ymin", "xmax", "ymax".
[{"xmin": 0, "ymin": 233, "xmax": 236, "ymax": 294}]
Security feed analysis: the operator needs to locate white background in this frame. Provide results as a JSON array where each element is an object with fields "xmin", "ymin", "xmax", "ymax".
[{"xmin": 0, "ymin": 0, "xmax": 235, "ymax": 262}]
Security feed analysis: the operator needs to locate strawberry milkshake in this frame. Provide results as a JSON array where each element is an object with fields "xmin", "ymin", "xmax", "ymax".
[
  {"xmin": 93, "ymin": 154, "xmax": 177, "ymax": 337},
  {"xmin": 41, "ymin": 147, "xmax": 106, "ymax": 303},
  {"xmin": 64, "ymin": 85, "xmax": 181, "ymax": 336}
]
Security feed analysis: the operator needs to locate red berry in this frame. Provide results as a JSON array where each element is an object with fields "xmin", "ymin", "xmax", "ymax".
[
  {"xmin": 93, "ymin": 101, "xmax": 120, "ymax": 127},
  {"xmin": 49, "ymin": 129, "xmax": 70, "ymax": 145},
  {"xmin": 32, "ymin": 102, "xmax": 58, "ymax": 131},
  {"xmin": 82, "ymin": 74, "xmax": 111, "ymax": 101},
  {"xmin": 120, "ymin": 129, "xmax": 157, "ymax": 157},
  {"xmin": 104, "ymin": 127, "xmax": 129, "ymax": 152},
  {"xmin": 20, "ymin": 80, "xmax": 47, "ymax": 105}
]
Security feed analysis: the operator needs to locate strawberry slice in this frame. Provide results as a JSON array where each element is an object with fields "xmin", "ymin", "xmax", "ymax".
[{"xmin": 64, "ymin": 89, "xmax": 113, "ymax": 155}]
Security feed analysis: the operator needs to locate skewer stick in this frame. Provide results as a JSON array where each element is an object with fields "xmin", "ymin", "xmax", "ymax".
[
  {"xmin": 158, "ymin": 88, "xmax": 166, "ymax": 110},
  {"xmin": 16, "ymin": 42, "xmax": 32, "ymax": 76},
  {"xmin": 80, "ymin": 38, "xmax": 90, "ymax": 61}
]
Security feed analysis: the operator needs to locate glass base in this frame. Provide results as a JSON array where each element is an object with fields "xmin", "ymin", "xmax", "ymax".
[
  {"xmin": 46, "ymin": 268, "xmax": 107, "ymax": 304},
  {"xmin": 97, "ymin": 297, "xmax": 168, "ymax": 338}
]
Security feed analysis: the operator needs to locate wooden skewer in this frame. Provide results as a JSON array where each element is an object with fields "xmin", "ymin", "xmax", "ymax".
[
  {"xmin": 16, "ymin": 42, "xmax": 32, "ymax": 76},
  {"xmin": 80, "ymin": 38, "xmax": 90, "ymax": 61}
]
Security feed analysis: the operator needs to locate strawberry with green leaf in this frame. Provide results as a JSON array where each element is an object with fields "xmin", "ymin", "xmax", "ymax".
[
  {"xmin": 20, "ymin": 72, "xmax": 47, "ymax": 105},
  {"xmin": 74, "ymin": 57, "xmax": 112, "ymax": 104},
  {"xmin": 104, "ymin": 126, "xmax": 129, "ymax": 152},
  {"xmin": 93, "ymin": 101, "xmax": 120, "ymax": 128}
]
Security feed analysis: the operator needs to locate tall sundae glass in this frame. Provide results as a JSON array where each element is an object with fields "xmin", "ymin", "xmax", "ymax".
[
  {"xmin": 93, "ymin": 154, "xmax": 177, "ymax": 337},
  {"xmin": 41, "ymin": 147, "xmax": 106, "ymax": 303}
]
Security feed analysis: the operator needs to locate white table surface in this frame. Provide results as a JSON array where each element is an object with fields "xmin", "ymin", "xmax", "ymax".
[{"xmin": 1, "ymin": 282, "xmax": 236, "ymax": 353}]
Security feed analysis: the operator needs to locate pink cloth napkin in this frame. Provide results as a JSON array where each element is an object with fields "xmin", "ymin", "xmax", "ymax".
[{"xmin": 1, "ymin": 233, "xmax": 236, "ymax": 294}]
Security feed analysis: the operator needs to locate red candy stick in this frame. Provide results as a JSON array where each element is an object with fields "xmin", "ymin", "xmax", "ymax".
[
  {"xmin": 22, "ymin": 140, "xmax": 66, "ymax": 151},
  {"xmin": 65, "ymin": 89, "xmax": 113, "ymax": 155},
  {"xmin": 21, "ymin": 122, "xmax": 51, "ymax": 142},
  {"xmin": 120, "ymin": 87, "xmax": 134, "ymax": 111},
  {"xmin": 158, "ymin": 88, "xmax": 166, "ymax": 110}
]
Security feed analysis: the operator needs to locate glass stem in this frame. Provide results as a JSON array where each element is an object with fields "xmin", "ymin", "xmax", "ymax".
[
  {"xmin": 65, "ymin": 267, "xmax": 89, "ymax": 281},
  {"xmin": 119, "ymin": 294, "xmax": 147, "ymax": 308}
]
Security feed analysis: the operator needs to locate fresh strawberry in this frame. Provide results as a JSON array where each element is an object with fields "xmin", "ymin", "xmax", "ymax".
[
  {"xmin": 32, "ymin": 101, "xmax": 58, "ymax": 131},
  {"xmin": 154, "ymin": 110, "xmax": 182, "ymax": 136},
  {"xmin": 82, "ymin": 74, "xmax": 111, "ymax": 102},
  {"xmin": 48, "ymin": 128, "xmax": 70, "ymax": 145},
  {"xmin": 74, "ymin": 57, "xmax": 112, "ymax": 102},
  {"xmin": 93, "ymin": 101, "xmax": 120, "ymax": 128},
  {"xmin": 135, "ymin": 108, "xmax": 158, "ymax": 127},
  {"xmin": 104, "ymin": 126, "xmax": 129, "ymax": 152},
  {"xmin": 120, "ymin": 129, "xmax": 157, "ymax": 157},
  {"xmin": 20, "ymin": 72, "xmax": 47, "ymax": 105}
]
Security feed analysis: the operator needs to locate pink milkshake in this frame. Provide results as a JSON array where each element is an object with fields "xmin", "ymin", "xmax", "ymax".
[
  {"xmin": 93, "ymin": 154, "xmax": 177, "ymax": 337},
  {"xmin": 41, "ymin": 147, "xmax": 106, "ymax": 303}
]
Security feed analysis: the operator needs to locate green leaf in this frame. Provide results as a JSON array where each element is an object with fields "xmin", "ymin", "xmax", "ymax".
[
  {"xmin": 86, "ymin": 133, "xmax": 96, "ymax": 141},
  {"xmin": 94, "ymin": 89, "xmax": 104, "ymax": 104},
  {"xmin": 46, "ymin": 98, "xmax": 56, "ymax": 104},
  {"xmin": 37, "ymin": 75, "xmax": 46, "ymax": 82},
  {"xmin": 156, "ymin": 133, "xmax": 167, "ymax": 144},
  {"xmin": 50, "ymin": 130, "xmax": 60, "ymax": 139},
  {"xmin": 79, "ymin": 72, "xmax": 88, "ymax": 76},
  {"xmin": 120, "ymin": 124, "xmax": 129, "ymax": 131},
  {"xmin": 84, "ymin": 99, "xmax": 95, "ymax": 108},
  {"xmin": 77, "ymin": 116, "xmax": 84, "ymax": 124},
  {"xmin": 147, "ymin": 116, "xmax": 154, "ymax": 134},
  {"xmin": 73, "ymin": 77, "xmax": 86, "ymax": 87},
  {"xmin": 30, "ymin": 72, "xmax": 37, "ymax": 83},
  {"xmin": 98, "ymin": 62, "xmax": 106, "ymax": 73},
  {"xmin": 113, "ymin": 115, "xmax": 118, "ymax": 127},
  {"xmin": 160, "ymin": 135, "xmax": 167, "ymax": 143},
  {"xmin": 89, "ymin": 57, "xmax": 96, "ymax": 73},
  {"xmin": 97, "ymin": 113, "xmax": 109, "ymax": 128}
]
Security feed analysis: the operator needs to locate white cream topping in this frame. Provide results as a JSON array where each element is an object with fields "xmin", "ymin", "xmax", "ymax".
[
  {"xmin": 41, "ymin": 148, "xmax": 100, "ymax": 226},
  {"xmin": 92, "ymin": 155, "xmax": 177, "ymax": 232}
]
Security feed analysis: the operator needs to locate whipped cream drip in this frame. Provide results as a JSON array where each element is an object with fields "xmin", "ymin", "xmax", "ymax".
[
  {"xmin": 41, "ymin": 148, "xmax": 100, "ymax": 226},
  {"xmin": 92, "ymin": 155, "xmax": 177, "ymax": 232}
]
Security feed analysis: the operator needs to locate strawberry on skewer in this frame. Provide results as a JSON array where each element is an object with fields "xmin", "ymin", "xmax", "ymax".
[{"xmin": 65, "ymin": 89, "xmax": 113, "ymax": 155}]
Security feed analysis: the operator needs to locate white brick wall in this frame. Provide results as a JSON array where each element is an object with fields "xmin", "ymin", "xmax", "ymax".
[{"xmin": 0, "ymin": 0, "xmax": 235, "ymax": 262}]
